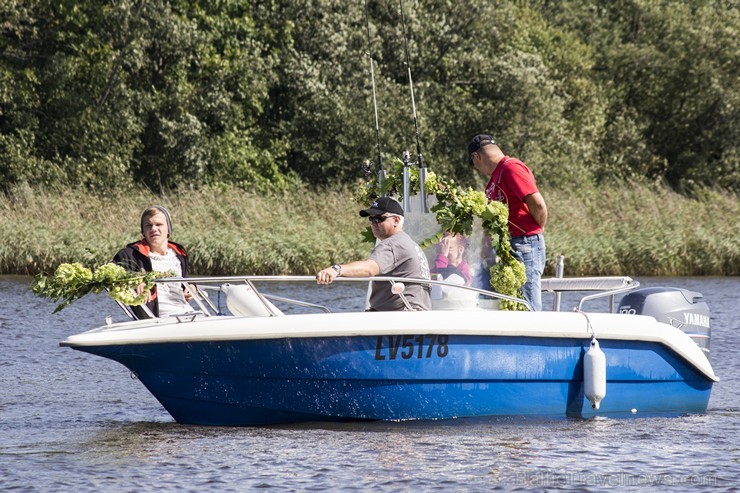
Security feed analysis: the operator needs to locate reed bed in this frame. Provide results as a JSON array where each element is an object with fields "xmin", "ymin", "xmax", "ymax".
[
  {"xmin": 0, "ymin": 184, "xmax": 370, "ymax": 276},
  {"xmin": 546, "ymin": 182, "xmax": 740, "ymax": 276},
  {"xmin": 1, "ymin": 182, "xmax": 738, "ymax": 277}
]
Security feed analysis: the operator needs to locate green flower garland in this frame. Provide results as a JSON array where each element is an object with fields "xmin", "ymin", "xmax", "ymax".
[
  {"xmin": 358, "ymin": 158, "xmax": 527, "ymax": 310},
  {"xmin": 32, "ymin": 262, "xmax": 173, "ymax": 313}
]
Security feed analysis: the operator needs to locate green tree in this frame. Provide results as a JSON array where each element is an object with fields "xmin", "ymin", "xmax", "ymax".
[
  {"xmin": 0, "ymin": 0, "xmax": 292, "ymax": 192},
  {"xmin": 535, "ymin": 0, "xmax": 739, "ymax": 191},
  {"xmin": 1, "ymin": 0, "xmax": 737, "ymax": 193}
]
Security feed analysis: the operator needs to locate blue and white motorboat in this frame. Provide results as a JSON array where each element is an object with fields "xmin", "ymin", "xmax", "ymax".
[
  {"xmin": 49, "ymin": 0, "xmax": 719, "ymax": 424},
  {"xmin": 60, "ymin": 274, "xmax": 718, "ymax": 426},
  {"xmin": 57, "ymin": 3, "xmax": 718, "ymax": 425}
]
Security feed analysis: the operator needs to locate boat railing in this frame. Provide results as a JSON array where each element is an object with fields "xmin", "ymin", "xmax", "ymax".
[
  {"xmin": 263, "ymin": 293, "xmax": 333, "ymax": 313},
  {"xmin": 541, "ymin": 276, "xmax": 640, "ymax": 312},
  {"xmin": 118, "ymin": 274, "xmax": 640, "ymax": 320},
  {"xmin": 144, "ymin": 275, "xmax": 532, "ymax": 317}
]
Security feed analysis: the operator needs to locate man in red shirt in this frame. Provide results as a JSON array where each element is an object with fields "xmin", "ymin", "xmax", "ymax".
[{"xmin": 468, "ymin": 134, "xmax": 548, "ymax": 310}]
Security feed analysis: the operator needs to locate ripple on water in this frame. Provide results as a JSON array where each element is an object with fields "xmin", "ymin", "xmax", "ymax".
[{"xmin": 1, "ymin": 276, "xmax": 738, "ymax": 491}]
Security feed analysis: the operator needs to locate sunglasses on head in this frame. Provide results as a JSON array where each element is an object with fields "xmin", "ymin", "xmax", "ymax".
[{"xmin": 368, "ymin": 215, "xmax": 392, "ymax": 224}]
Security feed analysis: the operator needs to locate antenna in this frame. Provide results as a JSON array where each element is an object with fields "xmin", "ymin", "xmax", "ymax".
[
  {"xmin": 364, "ymin": 0, "xmax": 385, "ymax": 190},
  {"xmin": 399, "ymin": 0, "xmax": 428, "ymax": 212}
]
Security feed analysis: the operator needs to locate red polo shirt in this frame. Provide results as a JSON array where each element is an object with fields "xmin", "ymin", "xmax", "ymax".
[{"xmin": 485, "ymin": 156, "xmax": 542, "ymax": 237}]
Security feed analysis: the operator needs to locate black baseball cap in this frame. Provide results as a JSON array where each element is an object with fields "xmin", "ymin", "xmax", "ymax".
[
  {"xmin": 467, "ymin": 134, "xmax": 496, "ymax": 165},
  {"xmin": 359, "ymin": 196, "xmax": 405, "ymax": 217}
]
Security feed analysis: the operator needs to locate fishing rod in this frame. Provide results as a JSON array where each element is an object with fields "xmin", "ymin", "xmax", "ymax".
[
  {"xmin": 363, "ymin": 0, "xmax": 385, "ymax": 190},
  {"xmin": 399, "ymin": 0, "xmax": 428, "ymax": 213}
]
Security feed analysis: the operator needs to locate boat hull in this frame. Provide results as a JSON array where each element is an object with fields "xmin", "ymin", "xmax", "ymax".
[{"xmin": 71, "ymin": 333, "xmax": 713, "ymax": 426}]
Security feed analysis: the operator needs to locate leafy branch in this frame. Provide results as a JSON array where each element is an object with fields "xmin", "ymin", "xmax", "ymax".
[
  {"xmin": 31, "ymin": 262, "xmax": 173, "ymax": 313},
  {"xmin": 358, "ymin": 158, "xmax": 527, "ymax": 310}
]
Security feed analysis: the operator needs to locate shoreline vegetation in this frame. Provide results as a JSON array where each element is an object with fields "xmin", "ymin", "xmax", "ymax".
[{"xmin": 2, "ymin": 183, "xmax": 738, "ymax": 278}]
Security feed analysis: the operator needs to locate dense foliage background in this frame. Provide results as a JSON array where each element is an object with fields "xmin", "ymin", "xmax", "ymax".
[{"xmin": 1, "ymin": 0, "xmax": 738, "ymax": 193}]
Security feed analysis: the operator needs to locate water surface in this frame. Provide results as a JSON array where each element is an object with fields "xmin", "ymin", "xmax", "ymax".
[{"xmin": 1, "ymin": 276, "xmax": 737, "ymax": 491}]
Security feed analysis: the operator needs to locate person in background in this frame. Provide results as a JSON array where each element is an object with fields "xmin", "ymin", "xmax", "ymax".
[
  {"xmin": 316, "ymin": 196, "xmax": 431, "ymax": 311},
  {"xmin": 432, "ymin": 232, "xmax": 472, "ymax": 285},
  {"xmin": 468, "ymin": 134, "xmax": 548, "ymax": 311},
  {"xmin": 113, "ymin": 205, "xmax": 194, "ymax": 318}
]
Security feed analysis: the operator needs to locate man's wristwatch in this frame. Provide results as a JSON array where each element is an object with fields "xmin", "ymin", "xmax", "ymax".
[{"xmin": 331, "ymin": 264, "xmax": 342, "ymax": 276}]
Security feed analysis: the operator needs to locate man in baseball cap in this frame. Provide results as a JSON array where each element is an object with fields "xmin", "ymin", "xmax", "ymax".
[
  {"xmin": 316, "ymin": 196, "xmax": 431, "ymax": 311},
  {"xmin": 359, "ymin": 196, "xmax": 406, "ymax": 217},
  {"xmin": 468, "ymin": 133, "xmax": 548, "ymax": 311}
]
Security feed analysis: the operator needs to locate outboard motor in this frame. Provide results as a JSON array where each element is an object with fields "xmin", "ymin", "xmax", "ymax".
[{"xmin": 618, "ymin": 288, "xmax": 711, "ymax": 355}]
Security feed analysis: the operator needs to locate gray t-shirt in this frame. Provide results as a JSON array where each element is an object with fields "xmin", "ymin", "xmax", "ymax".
[{"xmin": 369, "ymin": 230, "xmax": 432, "ymax": 311}]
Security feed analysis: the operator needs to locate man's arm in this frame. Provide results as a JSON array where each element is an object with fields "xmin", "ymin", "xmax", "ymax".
[
  {"xmin": 523, "ymin": 192, "xmax": 548, "ymax": 228},
  {"xmin": 316, "ymin": 259, "xmax": 380, "ymax": 284}
]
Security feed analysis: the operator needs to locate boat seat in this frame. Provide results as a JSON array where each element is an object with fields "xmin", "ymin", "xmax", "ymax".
[
  {"xmin": 222, "ymin": 283, "xmax": 284, "ymax": 317},
  {"xmin": 431, "ymin": 274, "xmax": 479, "ymax": 310}
]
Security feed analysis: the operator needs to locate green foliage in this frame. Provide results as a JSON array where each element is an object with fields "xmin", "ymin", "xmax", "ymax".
[
  {"xmin": 1, "ymin": 184, "xmax": 738, "ymax": 282},
  {"xmin": 31, "ymin": 262, "xmax": 172, "ymax": 312},
  {"xmin": 538, "ymin": 0, "xmax": 739, "ymax": 190},
  {"xmin": 0, "ymin": 0, "xmax": 737, "ymax": 192},
  {"xmin": 0, "ymin": 0, "xmax": 286, "ymax": 192},
  {"xmin": 357, "ymin": 159, "xmax": 527, "ymax": 309},
  {"xmin": 545, "ymin": 181, "xmax": 740, "ymax": 276}
]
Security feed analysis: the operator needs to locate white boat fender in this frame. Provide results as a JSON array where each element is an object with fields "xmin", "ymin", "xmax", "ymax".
[
  {"xmin": 584, "ymin": 337, "xmax": 606, "ymax": 410},
  {"xmin": 222, "ymin": 283, "xmax": 283, "ymax": 317}
]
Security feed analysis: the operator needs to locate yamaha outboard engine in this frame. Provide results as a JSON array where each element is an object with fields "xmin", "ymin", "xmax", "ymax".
[{"xmin": 618, "ymin": 288, "xmax": 711, "ymax": 355}]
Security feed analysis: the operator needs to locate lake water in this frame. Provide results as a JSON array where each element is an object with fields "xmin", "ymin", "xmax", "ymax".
[{"xmin": 1, "ymin": 276, "xmax": 738, "ymax": 492}]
